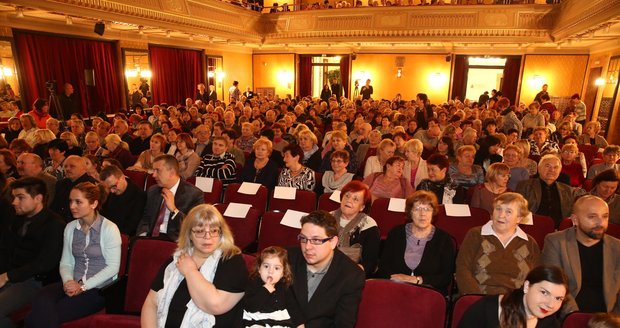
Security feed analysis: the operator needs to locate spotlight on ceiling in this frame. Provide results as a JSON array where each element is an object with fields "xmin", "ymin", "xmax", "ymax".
[{"xmin": 94, "ymin": 21, "xmax": 105, "ymax": 36}]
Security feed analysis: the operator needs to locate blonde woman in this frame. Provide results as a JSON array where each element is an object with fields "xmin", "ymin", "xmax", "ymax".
[
  {"xmin": 60, "ymin": 131, "xmax": 83, "ymax": 157},
  {"xmin": 18, "ymin": 114, "xmax": 38, "ymax": 147},
  {"xmin": 363, "ymin": 138, "xmax": 396, "ymax": 178},
  {"xmin": 141, "ymin": 204, "xmax": 247, "ymax": 328},
  {"xmin": 103, "ymin": 134, "xmax": 134, "ymax": 169},
  {"xmin": 297, "ymin": 129, "xmax": 321, "ymax": 172},
  {"xmin": 578, "ymin": 121, "xmax": 608, "ymax": 149},
  {"xmin": 514, "ymin": 139, "xmax": 538, "ymax": 177},
  {"xmin": 403, "ymin": 139, "xmax": 428, "ymax": 189}
]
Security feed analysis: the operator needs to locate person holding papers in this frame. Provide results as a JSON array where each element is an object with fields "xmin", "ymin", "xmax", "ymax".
[
  {"xmin": 376, "ymin": 190, "xmax": 456, "ymax": 295},
  {"xmin": 456, "ymin": 192, "xmax": 541, "ymax": 296}
]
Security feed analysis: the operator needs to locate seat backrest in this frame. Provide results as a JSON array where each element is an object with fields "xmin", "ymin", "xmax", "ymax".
[
  {"xmin": 268, "ymin": 189, "xmax": 317, "ymax": 213},
  {"xmin": 124, "ymin": 238, "xmax": 177, "ymax": 313},
  {"xmin": 369, "ymin": 198, "xmax": 407, "ymax": 239},
  {"xmin": 318, "ymin": 193, "xmax": 341, "ymax": 212},
  {"xmin": 145, "ymin": 174, "xmax": 157, "ymax": 190},
  {"xmin": 242, "ymin": 253, "xmax": 256, "ymax": 272},
  {"xmin": 578, "ymin": 144, "xmax": 600, "ymax": 168},
  {"xmin": 450, "ymin": 294, "xmax": 484, "ymax": 328},
  {"xmin": 519, "ymin": 214, "xmax": 555, "ymax": 248},
  {"xmin": 435, "ymin": 205, "xmax": 490, "ymax": 248},
  {"xmin": 119, "ymin": 234, "xmax": 130, "ymax": 276},
  {"xmin": 224, "ymin": 183, "xmax": 268, "ymax": 215},
  {"xmin": 562, "ymin": 312, "xmax": 593, "ymax": 328},
  {"xmin": 186, "ymin": 176, "xmax": 223, "ymax": 204},
  {"xmin": 257, "ymin": 211, "xmax": 301, "ymax": 252},
  {"xmin": 123, "ymin": 170, "xmax": 147, "ymax": 191},
  {"xmin": 214, "ymin": 203, "xmax": 261, "ymax": 250},
  {"xmin": 607, "ymin": 223, "xmax": 620, "ymax": 240},
  {"xmin": 559, "ymin": 218, "xmax": 573, "ymax": 230},
  {"xmin": 355, "ymin": 279, "xmax": 446, "ymax": 328}
]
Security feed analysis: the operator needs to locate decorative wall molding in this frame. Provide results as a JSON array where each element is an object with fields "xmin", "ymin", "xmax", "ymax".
[{"xmin": 550, "ymin": 0, "xmax": 620, "ymax": 41}]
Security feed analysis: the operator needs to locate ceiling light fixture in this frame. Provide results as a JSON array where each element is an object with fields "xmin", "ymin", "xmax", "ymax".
[
  {"xmin": 166, "ymin": 30, "xmax": 171, "ymax": 38},
  {"xmin": 16, "ymin": 7, "xmax": 24, "ymax": 18},
  {"xmin": 66, "ymin": 16, "xmax": 73, "ymax": 25},
  {"xmin": 138, "ymin": 26, "xmax": 144, "ymax": 35}
]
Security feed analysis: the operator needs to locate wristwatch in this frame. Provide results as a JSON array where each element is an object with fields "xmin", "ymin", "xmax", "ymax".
[
  {"xmin": 79, "ymin": 280, "xmax": 87, "ymax": 292},
  {"xmin": 415, "ymin": 276, "xmax": 421, "ymax": 284}
]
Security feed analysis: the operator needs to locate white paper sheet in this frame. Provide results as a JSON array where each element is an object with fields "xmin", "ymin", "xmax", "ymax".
[
  {"xmin": 520, "ymin": 212, "xmax": 534, "ymax": 225},
  {"xmin": 444, "ymin": 204, "xmax": 471, "ymax": 217},
  {"xmin": 274, "ymin": 186, "xmax": 297, "ymax": 200},
  {"xmin": 194, "ymin": 177, "xmax": 214, "ymax": 192},
  {"xmin": 329, "ymin": 190, "xmax": 342, "ymax": 203},
  {"xmin": 387, "ymin": 198, "xmax": 406, "ymax": 212},
  {"xmin": 237, "ymin": 182, "xmax": 261, "ymax": 195},
  {"xmin": 280, "ymin": 210, "xmax": 307, "ymax": 229},
  {"xmin": 223, "ymin": 202, "xmax": 252, "ymax": 219}
]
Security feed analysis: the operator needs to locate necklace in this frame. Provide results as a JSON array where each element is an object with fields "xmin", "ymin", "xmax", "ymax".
[{"xmin": 290, "ymin": 165, "xmax": 304, "ymax": 176}]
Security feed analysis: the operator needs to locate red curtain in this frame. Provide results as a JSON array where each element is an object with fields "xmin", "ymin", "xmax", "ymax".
[
  {"xmin": 450, "ymin": 55, "xmax": 467, "ymax": 102},
  {"xmin": 339, "ymin": 55, "xmax": 350, "ymax": 98},
  {"xmin": 13, "ymin": 30, "xmax": 123, "ymax": 116},
  {"xmin": 501, "ymin": 56, "xmax": 522, "ymax": 106},
  {"xmin": 298, "ymin": 55, "xmax": 313, "ymax": 98},
  {"xmin": 149, "ymin": 46, "xmax": 203, "ymax": 106}
]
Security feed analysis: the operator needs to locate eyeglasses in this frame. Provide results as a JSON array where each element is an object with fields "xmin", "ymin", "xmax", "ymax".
[
  {"xmin": 297, "ymin": 234, "xmax": 334, "ymax": 245},
  {"xmin": 191, "ymin": 228, "xmax": 221, "ymax": 238},
  {"xmin": 412, "ymin": 206, "xmax": 433, "ymax": 213}
]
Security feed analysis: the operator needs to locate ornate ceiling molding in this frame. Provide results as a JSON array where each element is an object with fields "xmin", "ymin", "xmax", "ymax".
[{"xmin": 550, "ymin": 0, "xmax": 620, "ymax": 41}]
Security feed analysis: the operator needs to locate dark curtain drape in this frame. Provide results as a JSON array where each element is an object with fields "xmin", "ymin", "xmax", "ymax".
[
  {"xmin": 501, "ymin": 56, "xmax": 522, "ymax": 106},
  {"xmin": 339, "ymin": 56, "xmax": 350, "ymax": 98},
  {"xmin": 13, "ymin": 30, "xmax": 123, "ymax": 116},
  {"xmin": 149, "ymin": 46, "xmax": 203, "ymax": 106},
  {"xmin": 298, "ymin": 56, "xmax": 313, "ymax": 98},
  {"xmin": 450, "ymin": 55, "xmax": 467, "ymax": 102}
]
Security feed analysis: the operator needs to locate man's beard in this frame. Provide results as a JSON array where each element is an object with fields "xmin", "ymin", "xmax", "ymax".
[{"xmin": 581, "ymin": 226, "xmax": 606, "ymax": 240}]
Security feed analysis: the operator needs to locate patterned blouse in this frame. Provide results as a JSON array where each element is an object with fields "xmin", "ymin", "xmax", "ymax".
[{"xmin": 277, "ymin": 166, "xmax": 315, "ymax": 191}]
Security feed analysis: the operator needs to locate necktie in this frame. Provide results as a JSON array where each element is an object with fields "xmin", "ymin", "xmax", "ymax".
[{"xmin": 151, "ymin": 200, "xmax": 167, "ymax": 237}]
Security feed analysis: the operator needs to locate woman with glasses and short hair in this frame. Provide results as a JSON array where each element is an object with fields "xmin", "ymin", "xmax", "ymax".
[
  {"xmin": 376, "ymin": 190, "xmax": 456, "ymax": 295},
  {"xmin": 141, "ymin": 204, "xmax": 248, "ymax": 328}
]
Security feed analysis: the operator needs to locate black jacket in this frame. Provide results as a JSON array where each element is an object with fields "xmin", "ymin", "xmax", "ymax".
[
  {"xmin": 0, "ymin": 208, "xmax": 65, "ymax": 284},
  {"xmin": 101, "ymin": 178, "xmax": 146, "ymax": 236},
  {"xmin": 51, "ymin": 174, "xmax": 98, "ymax": 222}
]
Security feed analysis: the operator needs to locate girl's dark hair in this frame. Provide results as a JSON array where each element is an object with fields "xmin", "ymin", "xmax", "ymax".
[
  {"xmin": 500, "ymin": 265, "xmax": 568, "ymax": 328},
  {"xmin": 250, "ymin": 246, "xmax": 293, "ymax": 287},
  {"xmin": 439, "ymin": 136, "xmax": 455, "ymax": 158}
]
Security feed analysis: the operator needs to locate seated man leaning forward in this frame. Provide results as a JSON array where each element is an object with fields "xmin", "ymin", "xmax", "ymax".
[
  {"xmin": 542, "ymin": 195, "xmax": 620, "ymax": 314},
  {"xmin": 288, "ymin": 210, "xmax": 365, "ymax": 328}
]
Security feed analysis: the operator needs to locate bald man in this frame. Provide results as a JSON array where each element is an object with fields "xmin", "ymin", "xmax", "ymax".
[
  {"xmin": 542, "ymin": 195, "xmax": 620, "ymax": 314},
  {"xmin": 16, "ymin": 153, "xmax": 57, "ymax": 206},
  {"xmin": 50, "ymin": 155, "xmax": 97, "ymax": 222}
]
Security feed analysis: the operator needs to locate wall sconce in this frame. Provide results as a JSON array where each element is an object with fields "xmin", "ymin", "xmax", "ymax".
[
  {"xmin": 1, "ymin": 66, "xmax": 13, "ymax": 78},
  {"xmin": 207, "ymin": 71, "xmax": 215, "ymax": 78},
  {"xmin": 140, "ymin": 70, "xmax": 152, "ymax": 78},
  {"xmin": 531, "ymin": 75, "xmax": 544, "ymax": 87},
  {"xmin": 595, "ymin": 77, "xmax": 605, "ymax": 86},
  {"xmin": 429, "ymin": 72, "xmax": 446, "ymax": 87},
  {"xmin": 396, "ymin": 68, "xmax": 403, "ymax": 78},
  {"xmin": 277, "ymin": 70, "xmax": 293, "ymax": 89},
  {"xmin": 125, "ymin": 69, "xmax": 138, "ymax": 78},
  {"xmin": 216, "ymin": 70, "xmax": 225, "ymax": 82}
]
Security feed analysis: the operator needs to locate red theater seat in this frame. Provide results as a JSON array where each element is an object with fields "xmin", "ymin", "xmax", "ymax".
[
  {"xmin": 450, "ymin": 294, "xmax": 484, "ymax": 328},
  {"xmin": 369, "ymin": 198, "xmax": 407, "ymax": 240},
  {"xmin": 257, "ymin": 211, "xmax": 301, "ymax": 252},
  {"xmin": 214, "ymin": 203, "xmax": 261, "ymax": 250},
  {"xmin": 435, "ymin": 205, "xmax": 490, "ymax": 248}
]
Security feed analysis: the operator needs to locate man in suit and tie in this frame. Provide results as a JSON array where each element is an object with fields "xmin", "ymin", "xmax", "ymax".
[
  {"xmin": 136, "ymin": 155, "xmax": 203, "ymax": 241},
  {"xmin": 542, "ymin": 195, "xmax": 620, "ymax": 314},
  {"xmin": 0, "ymin": 177, "xmax": 65, "ymax": 327},
  {"xmin": 288, "ymin": 211, "xmax": 365, "ymax": 327}
]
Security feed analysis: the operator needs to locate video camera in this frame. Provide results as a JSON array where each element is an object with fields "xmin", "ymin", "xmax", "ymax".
[{"xmin": 45, "ymin": 80, "xmax": 57, "ymax": 92}]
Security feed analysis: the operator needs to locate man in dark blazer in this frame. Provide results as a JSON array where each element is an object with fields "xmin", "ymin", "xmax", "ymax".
[
  {"xmin": 516, "ymin": 154, "xmax": 585, "ymax": 228},
  {"xmin": 50, "ymin": 156, "xmax": 98, "ymax": 222},
  {"xmin": 0, "ymin": 177, "xmax": 65, "ymax": 327},
  {"xmin": 100, "ymin": 165, "xmax": 146, "ymax": 236},
  {"xmin": 288, "ymin": 211, "xmax": 365, "ymax": 327},
  {"xmin": 542, "ymin": 195, "xmax": 620, "ymax": 314},
  {"xmin": 136, "ymin": 155, "xmax": 203, "ymax": 241}
]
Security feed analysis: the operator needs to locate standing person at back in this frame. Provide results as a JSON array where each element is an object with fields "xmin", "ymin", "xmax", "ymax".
[
  {"xmin": 229, "ymin": 81, "xmax": 240, "ymax": 103},
  {"xmin": 288, "ymin": 210, "xmax": 365, "ymax": 327}
]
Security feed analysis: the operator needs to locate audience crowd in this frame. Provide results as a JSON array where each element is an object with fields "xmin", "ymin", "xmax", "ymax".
[{"xmin": 0, "ymin": 81, "xmax": 618, "ymax": 327}]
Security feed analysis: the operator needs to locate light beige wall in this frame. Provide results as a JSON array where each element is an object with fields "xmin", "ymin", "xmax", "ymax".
[
  {"xmin": 351, "ymin": 53, "xmax": 451, "ymax": 103},
  {"xmin": 519, "ymin": 54, "xmax": 589, "ymax": 103},
  {"xmin": 252, "ymin": 54, "xmax": 296, "ymax": 98},
  {"xmin": 222, "ymin": 51, "xmax": 253, "ymax": 99}
]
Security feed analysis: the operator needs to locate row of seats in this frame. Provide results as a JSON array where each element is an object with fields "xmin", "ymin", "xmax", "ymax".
[{"xmin": 45, "ymin": 238, "xmax": 596, "ymax": 328}]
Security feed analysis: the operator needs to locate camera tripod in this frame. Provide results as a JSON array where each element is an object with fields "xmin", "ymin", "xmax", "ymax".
[{"xmin": 48, "ymin": 90, "xmax": 64, "ymax": 121}]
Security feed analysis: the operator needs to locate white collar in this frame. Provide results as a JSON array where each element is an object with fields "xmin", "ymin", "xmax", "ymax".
[
  {"xmin": 481, "ymin": 220, "xmax": 528, "ymax": 248},
  {"xmin": 169, "ymin": 177, "xmax": 181, "ymax": 195}
]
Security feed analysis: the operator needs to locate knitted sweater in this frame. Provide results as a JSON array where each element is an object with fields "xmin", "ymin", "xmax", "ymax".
[{"xmin": 455, "ymin": 225, "xmax": 540, "ymax": 295}]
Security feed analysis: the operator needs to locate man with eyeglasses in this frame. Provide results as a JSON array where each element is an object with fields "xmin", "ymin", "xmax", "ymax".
[
  {"xmin": 16, "ymin": 153, "xmax": 57, "ymax": 206},
  {"xmin": 100, "ymin": 164, "xmax": 146, "ymax": 236},
  {"xmin": 288, "ymin": 211, "xmax": 365, "ymax": 327},
  {"xmin": 136, "ymin": 155, "xmax": 203, "ymax": 241}
]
